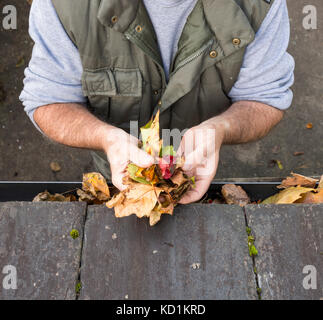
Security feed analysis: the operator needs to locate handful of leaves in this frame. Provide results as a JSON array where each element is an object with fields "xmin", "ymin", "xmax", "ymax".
[{"xmin": 106, "ymin": 111, "xmax": 195, "ymax": 226}]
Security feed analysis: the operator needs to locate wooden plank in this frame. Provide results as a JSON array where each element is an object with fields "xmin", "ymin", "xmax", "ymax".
[
  {"xmin": 0, "ymin": 202, "xmax": 87, "ymax": 300},
  {"xmin": 79, "ymin": 204, "xmax": 256, "ymax": 300},
  {"xmin": 245, "ymin": 204, "xmax": 323, "ymax": 300}
]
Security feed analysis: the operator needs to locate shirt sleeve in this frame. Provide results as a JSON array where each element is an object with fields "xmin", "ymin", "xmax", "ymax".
[
  {"xmin": 228, "ymin": 0, "xmax": 295, "ymax": 110},
  {"xmin": 19, "ymin": 0, "xmax": 86, "ymax": 131}
]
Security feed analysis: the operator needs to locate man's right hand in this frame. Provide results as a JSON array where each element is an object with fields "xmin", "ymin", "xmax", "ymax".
[
  {"xmin": 103, "ymin": 128, "xmax": 155, "ymax": 191},
  {"xmin": 34, "ymin": 103, "xmax": 154, "ymax": 191}
]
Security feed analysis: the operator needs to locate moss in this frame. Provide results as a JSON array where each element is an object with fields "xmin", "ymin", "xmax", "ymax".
[
  {"xmin": 246, "ymin": 227, "xmax": 251, "ymax": 235},
  {"xmin": 247, "ymin": 235, "xmax": 258, "ymax": 257},
  {"xmin": 70, "ymin": 229, "xmax": 79, "ymax": 239},
  {"xmin": 75, "ymin": 281, "xmax": 82, "ymax": 294}
]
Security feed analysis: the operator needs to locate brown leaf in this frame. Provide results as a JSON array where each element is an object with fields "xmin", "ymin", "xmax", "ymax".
[
  {"xmin": 50, "ymin": 161, "xmax": 61, "ymax": 173},
  {"xmin": 261, "ymin": 187, "xmax": 315, "ymax": 204},
  {"xmin": 221, "ymin": 184, "xmax": 250, "ymax": 206},
  {"xmin": 106, "ymin": 192, "xmax": 125, "ymax": 208},
  {"xmin": 82, "ymin": 172, "xmax": 110, "ymax": 201},
  {"xmin": 77, "ymin": 189, "xmax": 96, "ymax": 203},
  {"xmin": 107, "ymin": 184, "xmax": 162, "ymax": 219},
  {"xmin": 295, "ymin": 189, "xmax": 323, "ymax": 204},
  {"xmin": 149, "ymin": 211, "xmax": 162, "ymax": 226},
  {"xmin": 277, "ymin": 173, "xmax": 318, "ymax": 189},
  {"xmin": 170, "ymin": 169, "xmax": 188, "ymax": 186},
  {"xmin": 318, "ymin": 175, "xmax": 323, "ymax": 189},
  {"xmin": 293, "ymin": 151, "xmax": 304, "ymax": 156},
  {"xmin": 33, "ymin": 191, "xmax": 71, "ymax": 202}
]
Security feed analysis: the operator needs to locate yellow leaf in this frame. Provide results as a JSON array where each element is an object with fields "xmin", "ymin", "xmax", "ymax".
[
  {"xmin": 82, "ymin": 172, "xmax": 110, "ymax": 201},
  {"xmin": 140, "ymin": 110, "xmax": 162, "ymax": 157},
  {"xmin": 261, "ymin": 187, "xmax": 315, "ymax": 204}
]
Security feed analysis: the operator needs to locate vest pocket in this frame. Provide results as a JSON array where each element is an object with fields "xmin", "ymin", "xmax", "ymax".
[{"xmin": 82, "ymin": 68, "xmax": 142, "ymax": 125}]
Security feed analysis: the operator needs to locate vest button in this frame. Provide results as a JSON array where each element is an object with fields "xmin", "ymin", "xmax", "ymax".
[
  {"xmin": 153, "ymin": 90, "xmax": 159, "ymax": 95},
  {"xmin": 158, "ymin": 100, "xmax": 162, "ymax": 106},
  {"xmin": 232, "ymin": 38, "xmax": 241, "ymax": 45},
  {"xmin": 111, "ymin": 16, "xmax": 118, "ymax": 24},
  {"xmin": 135, "ymin": 25, "xmax": 143, "ymax": 33},
  {"xmin": 209, "ymin": 50, "xmax": 218, "ymax": 58}
]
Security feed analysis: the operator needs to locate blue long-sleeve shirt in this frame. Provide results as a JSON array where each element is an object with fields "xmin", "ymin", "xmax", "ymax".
[{"xmin": 20, "ymin": 0, "xmax": 295, "ymax": 131}]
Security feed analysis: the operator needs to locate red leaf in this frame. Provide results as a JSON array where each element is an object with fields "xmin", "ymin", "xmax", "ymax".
[{"xmin": 158, "ymin": 155, "xmax": 175, "ymax": 179}]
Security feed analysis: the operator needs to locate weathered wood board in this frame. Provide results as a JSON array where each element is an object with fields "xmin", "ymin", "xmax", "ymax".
[
  {"xmin": 245, "ymin": 204, "xmax": 323, "ymax": 300},
  {"xmin": 79, "ymin": 204, "xmax": 256, "ymax": 300},
  {"xmin": 0, "ymin": 202, "xmax": 87, "ymax": 300}
]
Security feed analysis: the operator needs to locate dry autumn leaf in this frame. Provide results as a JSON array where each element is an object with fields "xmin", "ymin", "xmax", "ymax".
[
  {"xmin": 318, "ymin": 175, "xmax": 323, "ymax": 189},
  {"xmin": 221, "ymin": 184, "xmax": 250, "ymax": 206},
  {"xmin": 277, "ymin": 172, "xmax": 318, "ymax": 189},
  {"xmin": 107, "ymin": 111, "xmax": 194, "ymax": 226},
  {"xmin": 261, "ymin": 187, "xmax": 315, "ymax": 204},
  {"xmin": 140, "ymin": 111, "xmax": 162, "ymax": 157},
  {"xmin": 82, "ymin": 172, "xmax": 110, "ymax": 201},
  {"xmin": 295, "ymin": 189, "xmax": 323, "ymax": 204},
  {"xmin": 50, "ymin": 161, "xmax": 61, "ymax": 173},
  {"xmin": 106, "ymin": 183, "xmax": 164, "ymax": 225},
  {"xmin": 33, "ymin": 191, "xmax": 75, "ymax": 202}
]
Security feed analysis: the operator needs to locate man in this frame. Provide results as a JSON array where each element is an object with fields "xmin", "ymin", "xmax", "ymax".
[{"xmin": 20, "ymin": 0, "xmax": 294, "ymax": 204}]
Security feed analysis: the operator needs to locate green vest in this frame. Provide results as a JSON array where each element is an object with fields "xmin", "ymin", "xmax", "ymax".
[{"xmin": 52, "ymin": 0, "xmax": 273, "ymax": 178}]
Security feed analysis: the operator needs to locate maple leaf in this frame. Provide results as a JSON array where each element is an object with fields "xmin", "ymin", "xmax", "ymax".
[
  {"xmin": 107, "ymin": 111, "xmax": 194, "ymax": 226},
  {"xmin": 106, "ymin": 183, "xmax": 162, "ymax": 221}
]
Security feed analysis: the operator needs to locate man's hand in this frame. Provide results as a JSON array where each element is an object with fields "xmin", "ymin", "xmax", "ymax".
[
  {"xmin": 103, "ymin": 128, "xmax": 154, "ymax": 191},
  {"xmin": 177, "ymin": 122, "xmax": 225, "ymax": 204},
  {"xmin": 34, "ymin": 103, "xmax": 154, "ymax": 191},
  {"xmin": 177, "ymin": 101, "xmax": 284, "ymax": 204}
]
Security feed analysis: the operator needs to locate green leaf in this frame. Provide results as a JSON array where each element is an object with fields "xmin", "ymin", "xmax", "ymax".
[
  {"xmin": 190, "ymin": 176, "xmax": 196, "ymax": 188},
  {"xmin": 159, "ymin": 145, "xmax": 176, "ymax": 157},
  {"xmin": 127, "ymin": 163, "xmax": 151, "ymax": 185}
]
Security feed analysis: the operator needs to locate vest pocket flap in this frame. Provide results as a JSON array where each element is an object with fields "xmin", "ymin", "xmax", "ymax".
[
  {"xmin": 82, "ymin": 69, "xmax": 116, "ymax": 96},
  {"xmin": 113, "ymin": 68, "xmax": 143, "ymax": 97},
  {"xmin": 82, "ymin": 68, "xmax": 142, "ymax": 97}
]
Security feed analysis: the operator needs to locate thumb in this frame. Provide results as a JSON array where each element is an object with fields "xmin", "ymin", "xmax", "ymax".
[{"xmin": 130, "ymin": 146, "xmax": 155, "ymax": 168}]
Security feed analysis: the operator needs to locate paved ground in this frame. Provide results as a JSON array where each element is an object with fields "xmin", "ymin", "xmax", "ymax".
[
  {"xmin": 0, "ymin": 0, "xmax": 322, "ymax": 181},
  {"xmin": 1, "ymin": 202, "xmax": 321, "ymax": 300}
]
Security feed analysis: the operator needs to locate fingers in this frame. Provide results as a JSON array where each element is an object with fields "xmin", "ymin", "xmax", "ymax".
[
  {"xmin": 111, "ymin": 170, "xmax": 128, "ymax": 191},
  {"xmin": 129, "ymin": 145, "xmax": 155, "ymax": 168},
  {"xmin": 178, "ymin": 179, "xmax": 211, "ymax": 204}
]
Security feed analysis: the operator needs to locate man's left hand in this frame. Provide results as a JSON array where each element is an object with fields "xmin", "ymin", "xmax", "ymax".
[{"xmin": 177, "ymin": 120, "xmax": 225, "ymax": 204}]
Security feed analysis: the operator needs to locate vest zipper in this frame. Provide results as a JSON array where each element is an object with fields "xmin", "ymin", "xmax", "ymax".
[{"xmin": 169, "ymin": 39, "xmax": 214, "ymax": 77}]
